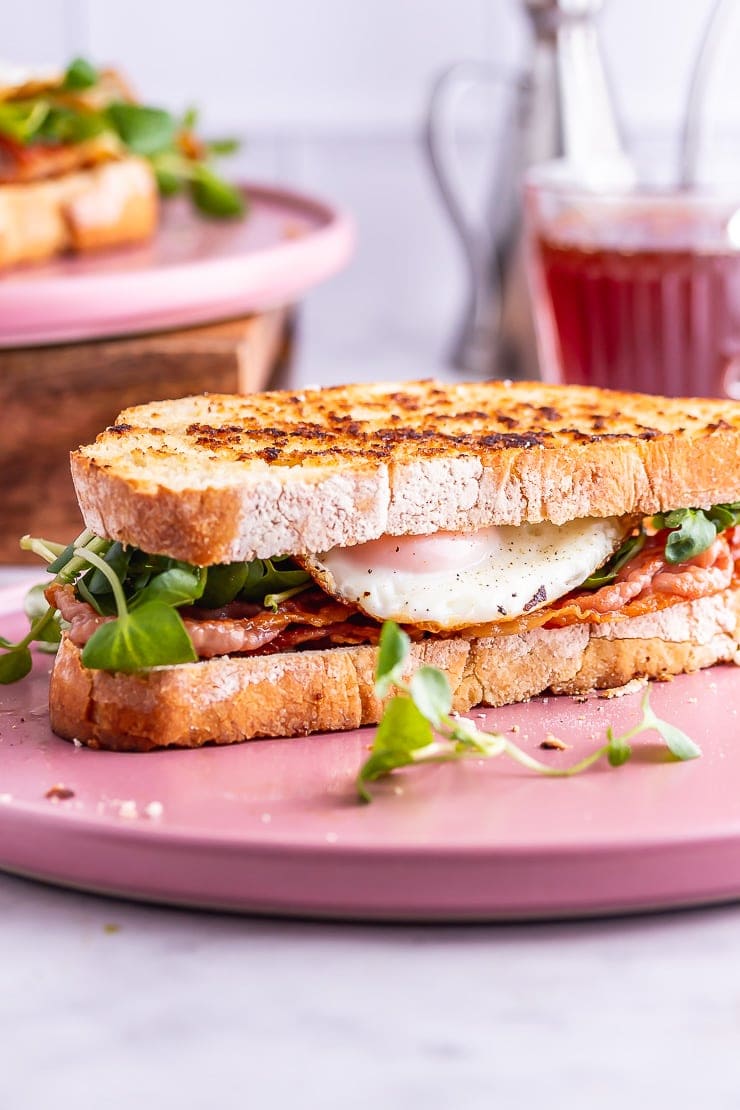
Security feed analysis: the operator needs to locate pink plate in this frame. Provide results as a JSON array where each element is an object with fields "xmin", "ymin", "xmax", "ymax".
[
  {"xmin": 1, "ymin": 583, "xmax": 740, "ymax": 920},
  {"xmin": 0, "ymin": 183, "xmax": 354, "ymax": 347}
]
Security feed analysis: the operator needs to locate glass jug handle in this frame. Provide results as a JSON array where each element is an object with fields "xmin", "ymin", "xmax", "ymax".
[{"xmin": 424, "ymin": 61, "xmax": 530, "ymax": 376}]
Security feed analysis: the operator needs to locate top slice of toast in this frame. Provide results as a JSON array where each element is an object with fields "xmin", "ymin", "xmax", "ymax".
[{"xmin": 71, "ymin": 379, "xmax": 740, "ymax": 564}]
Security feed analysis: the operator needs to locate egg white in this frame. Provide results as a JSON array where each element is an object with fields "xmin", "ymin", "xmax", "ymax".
[{"xmin": 303, "ymin": 518, "xmax": 627, "ymax": 630}]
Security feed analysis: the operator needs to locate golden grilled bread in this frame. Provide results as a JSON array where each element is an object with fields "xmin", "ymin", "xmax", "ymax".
[
  {"xmin": 49, "ymin": 589, "xmax": 740, "ymax": 750},
  {"xmin": 19, "ymin": 377, "xmax": 740, "ymax": 751},
  {"xmin": 71, "ymin": 380, "xmax": 740, "ymax": 564},
  {"xmin": 0, "ymin": 157, "xmax": 157, "ymax": 267}
]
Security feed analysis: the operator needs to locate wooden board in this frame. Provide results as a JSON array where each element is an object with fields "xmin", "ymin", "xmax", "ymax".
[{"xmin": 0, "ymin": 309, "xmax": 293, "ymax": 562}]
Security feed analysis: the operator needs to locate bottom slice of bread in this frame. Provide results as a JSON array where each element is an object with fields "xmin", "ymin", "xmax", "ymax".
[
  {"xmin": 49, "ymin": 588, "xmax": 740, "ymax": 751},
  {"xmin": 0, "ymin": 157, "xmax": 158, "ymax": 268}
]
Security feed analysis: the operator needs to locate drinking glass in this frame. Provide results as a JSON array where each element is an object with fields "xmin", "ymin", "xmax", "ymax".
[{"xmin": 525, "ymin": 162, "xmax": 740, "ymax": 398}]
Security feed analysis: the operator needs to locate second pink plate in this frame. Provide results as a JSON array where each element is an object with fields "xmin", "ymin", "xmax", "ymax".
[
  {"xmin": 0, "ymin": 182, "xmax": 354, "ymax": 346},
  {"xmin": 1, "ymin": 584, "xmax": 740, "ymax": 920}
]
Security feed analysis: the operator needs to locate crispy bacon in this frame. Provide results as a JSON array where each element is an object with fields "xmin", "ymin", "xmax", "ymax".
[
  {"xmin": 543, "ymin": 530, "xmax": 735, "ymax": 629},
  {"xmin": 259, "ymin": 621, "xmax": 385, "ymax": 655},
  {"xmin": 45, "ymin": 528, "xmax": 740, "ymax": 665},
  {"xmin": 0, "ymin": 132, "xmax": 115, "ymax": 184},
  {"xmin": 46, "ymin": 583, "xmax": 366, "ymax": 660}
]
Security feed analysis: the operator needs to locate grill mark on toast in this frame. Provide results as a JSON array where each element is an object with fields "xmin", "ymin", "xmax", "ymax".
[{"xmin": 73, "ymin": 380, "xmax": 740, "ymax": 563}]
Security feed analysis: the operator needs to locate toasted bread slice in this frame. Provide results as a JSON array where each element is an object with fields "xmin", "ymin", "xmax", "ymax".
[
  {"xmin": 71, "ymin": 380, "xmax": 740, "ymax": 564},
  {"xmin": 49, "ymin": 588, "xmax": 740, "ymax": 750},
  {"xmin": 0, "ymin": 155, "xmax": 157, "ymax": 268}
]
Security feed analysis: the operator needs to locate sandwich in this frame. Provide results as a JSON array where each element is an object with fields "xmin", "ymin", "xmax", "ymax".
[
  {"xmin": 0, "ymin": 57, "xmax": 242, "ymax": 268},
  {"xmin": 7, "ymin": 378, "xmax": 740, "ymax": 751}
]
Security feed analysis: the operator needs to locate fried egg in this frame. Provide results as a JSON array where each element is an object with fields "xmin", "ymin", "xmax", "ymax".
[{"xmin": 302, "ymin": 518, "xmax": 627, "ymax": 631}]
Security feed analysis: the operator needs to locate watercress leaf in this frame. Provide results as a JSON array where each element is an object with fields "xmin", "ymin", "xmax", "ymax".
[
  {"xmin": 372, "ymin": 695, "xmax": 433, "ymax": 756},
  {"xmin": 708, "ymin": 502, "xmax": 740, "ymax": 533},
  {"xmin": 107, "ymin": 102, "xmax": 177, "ymax": 155},
  {"xmin": 130, "ymin": 566, "xmax": 205, "ymax": 609},
  {"xmin": 357, "ymin": 697, "xmax": 434, "ymax": 798},
  {"xmin": 36, "ymin": 105, "xmax": 107, "ymax": 143},
  {"xmin": 409, "ymin": 666, "xmax": 452, "ymax": 727},
  {"xmin": 357, "ymin": 752, "xmax": 409, "ymax": 802},
  {"xmin": 62, "ymin": 57, "xmax": 99, "ymax": 90},
  {"xmin": 81, "ymin": 603, "xmax": 196, "ymax": 673},
  {"xmin": 707, "ymin": 505, "xmax": 736, "ymax": 531},
  {"xmin": 241, "ymin": 559, "xmax": 269, "ymax": 596},
  {"xmin": 237, "ymin": 559, "xmax": 310, "ymax": 604},
  {"xmin": 664, "ymin": 510, "xmax": 716, "ymax": 564},
  {"xmin": 87, "ymin": 541, "xmax": 131, "ymax": 595},
  {"xmin": 583, "ymin": 530, "xmax": 645, "ymax": 589},
  {"xmin": 374, "ymin": 621, "xmax": 411, "ymax": 696},
  {"xmin": 154, "ymin": 165, "xmax": 184, "ymax": 196},
  {"xmin": 189, "ymin": 165, "xmax": 245, "ymax": 218},
  {"xmin": 653, "ymin": 719, "xmax": 702, "ymax": 761},
  {"xmin": 0, "ymin": 648, "xmax": 32, "ymax": 684},
  {"xmin": 0, "ymin": 99, "xmax": 50, "ymax": 143},
  {"xmin": 640, "ymin": 699, "xmax": 702, "ymax": 760},
  {"xmin": 200, "ymin": 562, "xmax": 251, "ymax": 608},
  {"xmin": 662, "ymin": 509, "xmax": 691, "ymax": 528}
]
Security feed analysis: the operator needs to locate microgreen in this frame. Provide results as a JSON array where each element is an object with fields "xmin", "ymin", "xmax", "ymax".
[
  {"xmin": 129, "ymin": 565, "xmax": 206, "ymax": 609},
  {"xmin": 106, "ymin": 103, "xmax": 176, "ymax": 156},
  {"xmin": 149, "ymin": 152, "xmax": 246, "ymax": 217},
  {"xmin": 188, "ymin": 163, "xmax": 245, "ymax": 217},
  {"xmin": 655, "ymin": 509, "xmax": 718, "ymax": 565},
  {"xmin": 0, "ymin": 596, "xmax": 59, "ymax": 686},
  {"xmin": 263, "ymin": 584, "xmax": 312, "ymax": 613},
  {"xmin": 0, "ymin": 531, "xmax": 314, "ymax": 683},
  {"xmin": 62, "ymin": 57, "xmax": 99, "ymax": 91},
  {"xmin": 357, "ymin": 623, "xmax": 701, "ymax": 801},
  {"xmin": 36, "ymin": 105, "xmax": 108, "ymax": 144},
  {"xmin": 583, "ymin": 531, "xmax": 645, "ymax": 588},
  {"xmin": 198, "ymin": 562, "xmax": 251, "ymax": 609},
  {"xmin": 652, "ymin": 503, "xmax": 740, "ymax": 565},
  {"xmin": 72, "ymin": 547, "xmax": 197, "ymax": 673},
  {"xmin": 0, "ymin": 100, "xmax": 51, "ymax": 143},
  {"xmin": 238, "ymin": 559, "xmax": 311, "ymax": 604},
  {"xmin": 582, "ymin": 501, "xmax": 740, "ymax": 591},
  {"xmin": 374, "ymin": 621, "xmax": 410, "ymax": 697}
]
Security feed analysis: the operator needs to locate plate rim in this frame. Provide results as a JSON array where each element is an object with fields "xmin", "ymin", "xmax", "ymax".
[
  {"xmin": 0, "ymin": 179, "xmax": 355, "ymax": 347},
  {"xmin": 4, "ymin": 585, "xmax": 740, "ymax": 919}
]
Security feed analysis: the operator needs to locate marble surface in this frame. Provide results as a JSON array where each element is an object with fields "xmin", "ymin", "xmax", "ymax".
[
  {"xmin": 2, "ymin": 874, "xmax": 740, "ymax": 1109},
  {"xmin": 3, "ymin": 145, "xmax": 740, "ymax": 1109}
]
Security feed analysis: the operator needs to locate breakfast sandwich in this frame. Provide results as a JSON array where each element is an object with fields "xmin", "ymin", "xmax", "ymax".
[{"xmin": 6, "ymin": 379, "xmax": 740, "ymax": 750}]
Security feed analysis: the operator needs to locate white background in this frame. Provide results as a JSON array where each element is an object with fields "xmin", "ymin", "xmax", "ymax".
[{"xmin": 3, "ymin": 0, "xmax": 733, "ymax": 136}]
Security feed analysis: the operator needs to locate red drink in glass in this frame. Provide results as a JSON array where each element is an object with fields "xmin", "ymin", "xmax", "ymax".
[{"xmin": 526, "ymin": 170, "xmax": 740, "ymax": 399}]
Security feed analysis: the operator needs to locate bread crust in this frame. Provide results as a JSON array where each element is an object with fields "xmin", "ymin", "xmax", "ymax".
[
  {"xmin": 48, "ymin": 589, "xmax": 740, "ymax": 751},
  {"xmin": 71, "ymin": 382, "xmax": 740, "ymax": 563},
  {"xmin": 0, "ymin": 156, "xmax": 158, "ymax": 268}
]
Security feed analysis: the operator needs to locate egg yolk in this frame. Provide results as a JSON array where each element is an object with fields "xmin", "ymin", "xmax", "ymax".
[{"xmin": 337, "ymin": 529, "xmax": 494, "ymax": 574}]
